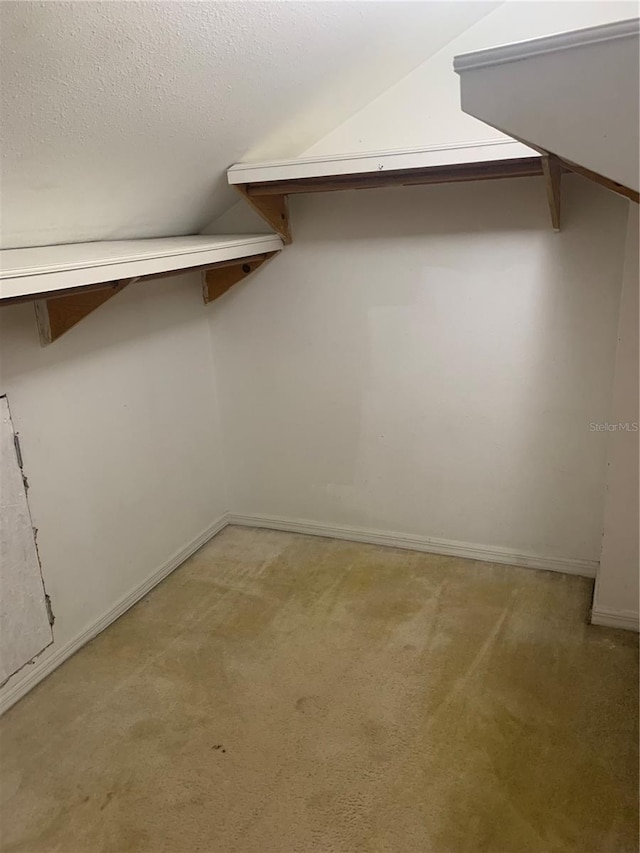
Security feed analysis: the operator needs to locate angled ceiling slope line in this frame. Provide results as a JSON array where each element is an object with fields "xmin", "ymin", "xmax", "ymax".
[
  {"xmin": 228, "ymin": 139, "xmax": 567, "ymax": 235},
  {"xmin": 0, "ymin": 235, "xmax": 282, "ymax": 344},
  {"xmin": 0, "ymin": 1, "xmax": 500, "ymax": 250},
  {"xmin": 454, "ymin": 18, "xmax": 640, "ymax": 202}
]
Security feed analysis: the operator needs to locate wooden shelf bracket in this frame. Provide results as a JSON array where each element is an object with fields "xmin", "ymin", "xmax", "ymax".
[
  {"xmin": 202, "ymin": 252, "xmax": 278, "ymax": 303},
  {"xmin": 31, "ymin": 249, "xmax": 281, "ymax": 344},
  {"xmin": 542, "ymin": 154, "xmax": 562, "ymax": 232},
  {"xmin": 34, "ymin": 279, "xmax": 136, "ymax": 345},
  {"xmin": 235, "ymin": 186, "xmax": 292, "ymax": 244}
]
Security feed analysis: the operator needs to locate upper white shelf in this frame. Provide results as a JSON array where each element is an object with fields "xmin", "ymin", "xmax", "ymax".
[
  {"xmin": 227, "ymin": 138, "xmax": 553, "ymax": 244},
  {"xmin": 453, "ymin": 18, "xmax": 639, "ymax": 72},
  {"xmin": 228, "ymin": 138, "xmax": 540, "ymax": 186},
  {"xmin": 0, "ymin": 234, "xmax": 283, "ymax": 301}
]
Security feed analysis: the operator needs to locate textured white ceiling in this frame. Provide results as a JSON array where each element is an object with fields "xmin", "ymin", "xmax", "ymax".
[{"xmin": 0, "ymin": 1, "xmax": 499, "ymax": 248}]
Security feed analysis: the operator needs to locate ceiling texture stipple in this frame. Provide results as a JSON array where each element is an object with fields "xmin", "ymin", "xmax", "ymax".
[{"xmin": 0, "ymin": 1, "xmax": 499, "ymax": 249}]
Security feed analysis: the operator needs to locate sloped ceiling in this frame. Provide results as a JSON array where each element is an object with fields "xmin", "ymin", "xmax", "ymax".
[
  {"xmin": 302, "ymin": 1, "xmax": 639, "ymax": 156},
  {"xmin": 0, "ymin": 1, "xmax": 499, "ymax": 249}
]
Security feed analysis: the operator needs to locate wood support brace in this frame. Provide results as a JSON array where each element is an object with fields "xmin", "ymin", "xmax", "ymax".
[
  {"xmin": 26, "ymin": 250, "xmax": 280, "ymax": 345},
  {"xmin": 542, "ymin": 154, "xmax": 562, "ymax": 232},
  {"xmin": 235, "ymin": 186, "xmax": 292, "ymax": 244},
  {"xmin": 202, "ymin": 252, "xmax": 278, "ymax": 304},
  {"xmin": 34, "ymin": 279, "xmax": 135, "ymax": 345}
]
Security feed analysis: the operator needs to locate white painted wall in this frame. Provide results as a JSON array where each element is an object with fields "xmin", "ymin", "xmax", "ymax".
[
  {"xmin": 208, "ymin": 176, "xmax": 628, "ymax": 565},
  {"xmin": 1, "ymin": 0, "xmax": 636, "ymax": 722},
  {"xmin": 2, "ymin": 0, "xmax": 505, "ymax": 709},
  {"xmin": 0, "ymin": 273, "xmax": 228, "ymax": 709},
  {"xmin": 208, "ymin": 1, "xmax": 637, "ymax": 609},
  {"xmin": 593, "ymin": 205, "xmax": 639, "ymax": 629},
  {"xmin": 0, "ymin": 0, "xmax": 498, "ymax": 248},
  {"xmin": 303, "ymin": 1, "xmax": 638, "ymax": 156}
]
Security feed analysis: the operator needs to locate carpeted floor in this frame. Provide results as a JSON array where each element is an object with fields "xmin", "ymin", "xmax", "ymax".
[{"xmin": 0, "ymin": 526, "xmax": 638, "ymax": 853}]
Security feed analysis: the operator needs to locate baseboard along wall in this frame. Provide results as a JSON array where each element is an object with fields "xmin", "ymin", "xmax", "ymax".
[
  {"xmin": 229, "ymin": 513, "xmax": 598, "ymax": 577},
  {"xmin": 4, "ymin": 510, "xmax": 636, "ymax": 714},
  {"xmin": 235, "ymin": 514, "xmax": 638, "ymax": 633},
  {"xmin": 590, "ymin": 606, "xmax": 640, "ymax": 632},
  {"xmin": 0, "ymin": 515, "xmax": 229, "ymax": 716}
]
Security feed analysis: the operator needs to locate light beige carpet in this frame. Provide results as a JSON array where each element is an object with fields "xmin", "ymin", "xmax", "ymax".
[{"xmin": 0, "ymin": 527, "xmax": 638, "ymax": 853}]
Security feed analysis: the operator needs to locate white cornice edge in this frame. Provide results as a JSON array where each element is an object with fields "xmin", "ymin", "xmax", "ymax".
[{"xmin": 454, "ymin": 18, "xmax": 640, "ymax": 73}]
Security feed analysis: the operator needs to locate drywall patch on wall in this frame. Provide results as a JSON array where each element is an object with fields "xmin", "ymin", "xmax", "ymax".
[
  {"xmin": 0, "ymin": 271, "xmax": 229, "ymax": 707},
  {"xmin": 0, "ymin": 396, "xmax": 53, "ymax": 685},
  {"xmin": 0, "ymin": 514, "xmax": 229, "ymax": 716},
  {"xmin": 208, "ymin": 175, "xmax": 628, "ymax": 564}
]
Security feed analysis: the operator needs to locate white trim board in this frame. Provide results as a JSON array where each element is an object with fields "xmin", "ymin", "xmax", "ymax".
[
  {"xmin": 0, "ymin": 512, "xmax": 613, "ymax": 714},
  {"xmin": 0, "ymin": 514, "xmax": 229, "ymax": 716},
  {"xmin": 591, "ymin": 607, "xmax": 639, "ymax": 632},
  {"xmin": 228, "ymin": 514, "xmax": 598, "ymax": 578},
  {"xmin": 227, "ymin": 138, "xmax": 539, "ymax": 185},
  {"xmin": 453, "ymin": 18, "xmax": 640, "ymax": 72},
  {"xmin": 0, "ymin": 235, "xmax": 282, "ymax": 301}
]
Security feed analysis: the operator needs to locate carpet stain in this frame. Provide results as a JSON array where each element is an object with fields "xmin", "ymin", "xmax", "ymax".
[{"xmin": 0, "ymin": 527, "xmax": 637, "ymax": 852}]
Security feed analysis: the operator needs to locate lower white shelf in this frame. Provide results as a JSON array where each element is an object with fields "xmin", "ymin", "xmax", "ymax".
[{"xmin": 0, "ymin": 234, "xmax": 283, "ymax": 301}]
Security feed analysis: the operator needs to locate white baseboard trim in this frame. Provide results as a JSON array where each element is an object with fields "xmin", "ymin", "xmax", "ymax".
[
  {"xmin": 0, "ymin": 510, "xmax": 605, "ymax": 715},
  {"xmin": 0, "ymin": 513, "xmax": 230, "ymax": 716},
  {"xmin": 590, "ymin": 607, "xmax": 639, "ymax": 632},
  {"xmin": 227, "ymin": 513, "xmax": 598, "ymax": 578}
]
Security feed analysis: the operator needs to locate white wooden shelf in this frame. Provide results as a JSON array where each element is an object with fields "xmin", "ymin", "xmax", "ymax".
[
  {"xmin": 226, "ymin": 138, "xmax": 560, "ymax": 241},
  {"xmin": 0, "ymin": 234, "xmax": 283, "ymax": 302},
  {"xmin": 453, "ymin": 18, "xmax": 639, "ymax": 72},
  {"xmin": 0, "ymin": 234, "xmax": 283, "ymax": 345},
  {"xmin": 228, "ymin": 138, "xmax": 539, "ymax": 185}
]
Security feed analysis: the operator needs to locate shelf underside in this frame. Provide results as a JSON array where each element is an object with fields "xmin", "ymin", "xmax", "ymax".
[{"xmin": 243, "ymin": 156, "xmax": 545, "ymax": 196}]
